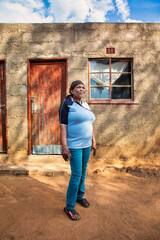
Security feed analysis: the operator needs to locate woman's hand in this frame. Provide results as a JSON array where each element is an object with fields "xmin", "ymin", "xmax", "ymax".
[
  {"xmin": 92, "ymin": 141, "xmax": 96, "ymax": 156},
  {"xmin": 92, "ymin": 129, "xmax": 96, "ymax": 156},
  {"xmin": 62, "ymin": 145, "xmax": 71, "ymax": 161},
  {"xmin": 60, "ymin": 125, "xmax": 71, "ymax": 161}
]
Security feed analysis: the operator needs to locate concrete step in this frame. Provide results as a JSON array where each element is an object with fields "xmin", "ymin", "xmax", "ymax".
[{"xmin": 0, "ymin": 156, "xmax": 71, "ymax": 176}]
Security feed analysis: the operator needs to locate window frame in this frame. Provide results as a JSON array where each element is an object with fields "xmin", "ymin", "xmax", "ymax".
[{"xmin": 88, "ymin": 58, "xmax": 138, "ymax": 105}]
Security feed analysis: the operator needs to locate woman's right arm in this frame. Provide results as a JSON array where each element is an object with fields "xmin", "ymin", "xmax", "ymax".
[{"xmin": 60, "ymin": 125, "xmax": 71, "ymax": 161}]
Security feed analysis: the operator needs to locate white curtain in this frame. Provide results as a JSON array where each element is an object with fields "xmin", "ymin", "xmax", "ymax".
[
  {"xmin": 111, "ymin": 62, "xmax": 128, "ymax": 84},
  {"xmin": 91, "ymin": 61, "xmax": 128, "ymax": 85}
]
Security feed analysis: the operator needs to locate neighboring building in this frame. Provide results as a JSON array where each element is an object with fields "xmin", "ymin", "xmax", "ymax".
[{"xmin": 0, "ymin": 23, "xmax": 160, "ymax": 163}]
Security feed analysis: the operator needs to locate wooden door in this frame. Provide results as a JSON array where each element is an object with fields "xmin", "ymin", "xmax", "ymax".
[
  {"xmin": 0, "ymin": 62, "xmax": 6, "ymax": 152},
  {"xmin": 29, "ymin": 61, "xmax": 67, "ymax": 154}
]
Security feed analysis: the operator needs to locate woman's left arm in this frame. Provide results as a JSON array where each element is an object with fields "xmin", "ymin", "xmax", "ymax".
[{"xmin": 92, "ymin": 129, "xmax": 96, "ymax": 156}]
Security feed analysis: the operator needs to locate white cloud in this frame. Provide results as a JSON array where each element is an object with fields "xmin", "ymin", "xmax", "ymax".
[
  {"xmin": 0, "ymin": 0, "xmax": 53, "ymax": 23},
  {"xmin": 9, "ymin": 0, "xmax": 44, "ymax": 9},
  {"xmin": 125, "ymin": 18, "xmax": 143, "ymax": 23},
  {"xmin": 115, "ymin": 0, "xmax": 130, "ymax": 21},
  {"xmin": 24, "ymin": 0, "xmax": 44, "ymax": 9},
  {"xmin": 0, "ymin": 0, "xmax": 143, "ymax": 23},
  {"xmin": 48, "ymin": 0, "xmax": 114, "ymax": 22},
  {"xmin": 115, "ymin": 0, "xmax": 142, "ymax": 23}
]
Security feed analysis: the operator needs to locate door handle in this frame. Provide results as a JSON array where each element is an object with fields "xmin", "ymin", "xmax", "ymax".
[
  {"xmin": 31, "ymin": 96, "xmax": 34, "ymax": 102},
  {"xmin": 0, "ymin": 104, "xmax": 5, "ymax": 109},
  {"xmin": 31, "ymin": 96, "xmax": 37, "ymax": 114}
]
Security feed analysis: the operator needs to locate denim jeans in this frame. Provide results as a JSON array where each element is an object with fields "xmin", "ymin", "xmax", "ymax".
[{"xmin": 66, "ymin": 146, "xmax": 91, "ymax": 211}]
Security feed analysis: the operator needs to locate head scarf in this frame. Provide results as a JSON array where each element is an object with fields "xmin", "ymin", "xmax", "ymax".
[{"xmin": 69, "ymin": 80, "xmax": 85, "ymax": 94}]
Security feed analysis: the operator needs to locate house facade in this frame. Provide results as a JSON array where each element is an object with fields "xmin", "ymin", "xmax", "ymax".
[{"xmin": 0, "ymin": 23, "xmax": 160, "ymax": 163}]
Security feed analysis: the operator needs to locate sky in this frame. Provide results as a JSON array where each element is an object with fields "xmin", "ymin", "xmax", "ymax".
[{"xmin": 0, "ymin": 0, "xmax": 160, "ymax": 23}]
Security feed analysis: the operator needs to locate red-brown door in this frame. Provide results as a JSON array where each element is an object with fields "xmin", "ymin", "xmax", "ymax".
[
  {"xmin": 0, "ymin": 62, "xmax": 6, "ymax": 152},
  {"xmin": 28, "ymin": 60, "xmax": 67, "ymax": 154}
]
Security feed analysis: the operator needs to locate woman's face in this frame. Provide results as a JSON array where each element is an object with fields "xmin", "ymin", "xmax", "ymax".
[{"xmin": 71, "ymin": 84, "xmax": 85, "ymax": 100}]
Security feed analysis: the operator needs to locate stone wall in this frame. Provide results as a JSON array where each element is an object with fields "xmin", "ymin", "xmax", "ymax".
[{"xmin": 0, "ymin": 23, "xmax": 160, "ymax": 163}]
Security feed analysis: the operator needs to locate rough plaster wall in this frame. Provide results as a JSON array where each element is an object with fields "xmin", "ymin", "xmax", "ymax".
[{"xmin": 0, "ymin": 23, "xmax": 160, "ymax": 162}]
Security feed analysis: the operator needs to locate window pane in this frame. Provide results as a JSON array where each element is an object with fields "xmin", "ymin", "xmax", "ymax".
[
  {"xmin": 90, "ymin": 73, "xmax": 110, "ymax": 86},
  {"xmin": 111, "ymin": 60, "xmax": 131, "ymax": 72},
  {"xmin": 112, "ymin": 87, "xmax": 131, "ymax": 99},
  {"xmin": 91, "ymin": 87, "xmax": 110, "ymax": 99},
  {"xmin": 111, "ymin": 73, "xmax": 131, "ymax": 85},
  {"xmin": 90, "ymin": 60, "xmax": 110, "ymax": 73}
]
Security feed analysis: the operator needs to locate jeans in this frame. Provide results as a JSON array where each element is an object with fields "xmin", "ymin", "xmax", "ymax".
[{"xmin": 66, "ymin": 146, "xmax": 91, "ymax": 211}]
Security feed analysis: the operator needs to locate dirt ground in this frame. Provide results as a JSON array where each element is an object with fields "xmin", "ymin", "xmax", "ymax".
[{"xmin": 0, "ymin": 165, "xmax": 160, "ymax": 240}]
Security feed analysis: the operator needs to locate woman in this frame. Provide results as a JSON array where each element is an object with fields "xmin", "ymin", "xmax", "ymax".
[{"xmin": 60, "ymin": 80, "xmax": 96, "ymax": 221}]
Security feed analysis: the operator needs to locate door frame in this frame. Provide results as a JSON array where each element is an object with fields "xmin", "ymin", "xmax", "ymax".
[
  {"xmin": 0, "ymin": 59, "xmax": 7, "ymax": 153},
  {"xmin": 27, "ymin": 58, "xmax": 68, "ymax": 155}
]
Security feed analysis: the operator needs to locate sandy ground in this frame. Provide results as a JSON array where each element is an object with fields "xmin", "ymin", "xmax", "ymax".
[{"xmin": 0, "ymin": 167, "xmax": 160, "ymax": 240}]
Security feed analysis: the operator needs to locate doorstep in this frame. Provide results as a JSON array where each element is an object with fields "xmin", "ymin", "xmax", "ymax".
[{"xmin": 0, "ymin": 156, "xmax": 71, "ymax": 176}]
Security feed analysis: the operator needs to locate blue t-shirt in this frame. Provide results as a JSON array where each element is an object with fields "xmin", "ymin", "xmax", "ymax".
[{"xmin": 60, "ymin": 97, "xmax": 95, "ymax": 149}]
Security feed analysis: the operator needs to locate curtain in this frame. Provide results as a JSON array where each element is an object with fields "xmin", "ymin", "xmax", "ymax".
[{"xmin": 91, "ymin": 61, "xmax": 128, "ymax": 85}]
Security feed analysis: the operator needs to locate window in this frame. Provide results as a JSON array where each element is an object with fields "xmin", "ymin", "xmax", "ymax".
[{"xmin": 89, "ymin": 58, "xmax": 133, "ymax": 102}]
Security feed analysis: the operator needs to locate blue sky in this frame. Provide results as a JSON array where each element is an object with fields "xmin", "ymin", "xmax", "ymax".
[{"xmin": 0, "ymin": 0, "xmax": 160, "ymax": 23}]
